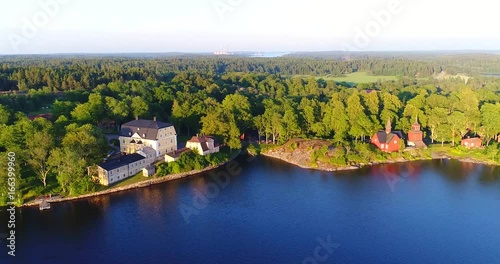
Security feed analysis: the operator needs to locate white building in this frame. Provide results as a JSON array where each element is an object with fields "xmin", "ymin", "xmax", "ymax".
[
  {"xmin": 186, "ymin": 136, "xmax": 220, "ymax": 156},
  {"xmin": 96, "ymin": 153, "xmax": 148, "ymax": 186},
  {"xmin": 119, "ymin": 118, "xmax": 177, "ymax": 159}
]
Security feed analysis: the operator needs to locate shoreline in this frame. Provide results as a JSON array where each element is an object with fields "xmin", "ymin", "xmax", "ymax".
[
  {"xmin": 21, "ymin": 150, "xmax": 241, "ymax": 208},
  {"xmin": 260, "ymin": 151, "xmax": 499, "ymax": 172}
]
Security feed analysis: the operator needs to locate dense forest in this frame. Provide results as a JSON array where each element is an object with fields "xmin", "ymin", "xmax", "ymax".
[
  {"xmin": 1, "ymin": 55, "xmax": 500, "ymax": 205},
  {"xmin": 1, "ymin": 53, "xmax": 500, "ymax": 92}
]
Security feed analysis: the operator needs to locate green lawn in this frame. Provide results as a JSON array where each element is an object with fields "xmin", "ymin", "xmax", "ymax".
[
  {"xmin": 111, "ymin": 171, "xmax": 149, "ymax": 188},
  {"xmin": 321, "ymin": 72, "xmax": 398, "ymax": 84}
]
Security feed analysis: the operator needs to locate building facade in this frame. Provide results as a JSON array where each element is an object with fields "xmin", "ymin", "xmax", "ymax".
[
  {"xmin": 96, "ymin": 153, "xmax": 148, "ymax": 186},
  {"xmin": 407, "ymin": 116, "xmax": 427, "ymax": 148},
  {"xmin": 461, "ymin": 137, "xmax": 482, "ymax": 149},
  {"xmin": 119, "ymin": 118, "xmax": 177, "ymax": 158}
]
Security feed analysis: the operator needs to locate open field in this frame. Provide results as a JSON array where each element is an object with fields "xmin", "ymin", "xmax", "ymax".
[{"xmin": 321, "ymin": 72, "xmax": 399, "ymax": 83}]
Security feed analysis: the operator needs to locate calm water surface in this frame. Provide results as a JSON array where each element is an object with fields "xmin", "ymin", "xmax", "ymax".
[{"xmin": 2, "ymin": 156, "xmax": 500, "ymax": 264}]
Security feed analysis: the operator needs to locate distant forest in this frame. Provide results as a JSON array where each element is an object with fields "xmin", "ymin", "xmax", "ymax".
[{"xmin": 1, "ymin": 53, "xmax": 500, "ymax": 91}]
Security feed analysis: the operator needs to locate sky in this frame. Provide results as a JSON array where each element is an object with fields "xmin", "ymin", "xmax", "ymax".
[{"xmin": 0, "ymin": 0, "xmax": 499, "ymax": 54}]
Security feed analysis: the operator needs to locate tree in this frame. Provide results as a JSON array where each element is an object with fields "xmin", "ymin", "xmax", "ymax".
[
  {"xmin": 447, "ymin": 111, "xmax": 467, "ymax": 146},
  {"xmin": 480, "ymin": 103, "xmax": 500, "ymax": 145},
  {"xmin": 27, "ymin": 132, "xmax": 54, "ymax": 187},
  {"xmin": 380, "ymin": 92, "xmax": 402, "ymax": 128},
  {"xmin": 131, "ymin": 96, "xmax": 149, "ymax": 119},
  {"xmin": 346, "ymin": 91, "xmax": 371, "ymax": 141},
  {"xmin": 201, "ymin": 105, "xmax": 242, "ymax": 150},
  {"xmin": 254, "ymin": 115, "xmax": 265, "ymax": 143},
  {"xmin": 222, "ymin": 94, "xmax": 252, "ymax": 132},
  {"xmin": 0, "ymin": 104, "xmax": 11, "ymax": 125},
  {"xmin": 62, "ymin": 124, "xmax": 107, "ymax": 165},
  {"xmin": 106, "ymin": 96, "xmax": 130, "ymax": 124},
  {"xmin": 427, "ymin": 107, "xmax": 448, "ymax": 143},
  {"xmin": 71, "ymin": 93, "xmax": 106, "ymax": 123},
  {"xmin": 323, "ymin": 94, "xmax": 349, "ymax": 143},
  {"xmin": 48, "ymin": 147, "xmax": 86, "ymax": 194}
]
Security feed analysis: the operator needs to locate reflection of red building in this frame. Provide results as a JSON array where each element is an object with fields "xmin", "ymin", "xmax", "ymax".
[
  {"xmin": 407, "ymin": 116, "xmax": 427, "ymax": 148},
  {"xmin": 371, "ymin": 119, "xmax": 402, "ymax": 153}
]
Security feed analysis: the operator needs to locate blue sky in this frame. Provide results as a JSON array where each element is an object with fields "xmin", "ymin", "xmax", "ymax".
[{"xmin": 0, "ymin": 0, "xmax": 498, "ymax": 54}]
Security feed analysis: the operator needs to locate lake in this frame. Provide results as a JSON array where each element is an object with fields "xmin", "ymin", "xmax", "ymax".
[{"xmin": 2, "ymin": 156, "xmax": 500, "ymax": 264}]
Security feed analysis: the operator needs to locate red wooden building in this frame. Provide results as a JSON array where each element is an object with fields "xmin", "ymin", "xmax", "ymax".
[
  {"xmin": 371, "ymin": 119, "xmax": 403, "ymax": 153},
  {"xmin": 461, "ymin": 137, "xmax": 482, "ymax": 149},
  {"xmin": 407, "ymin": 116, "xmax": 427, "ymax": 148}
]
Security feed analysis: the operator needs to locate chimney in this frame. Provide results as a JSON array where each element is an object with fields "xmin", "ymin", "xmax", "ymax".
[
  {"xmin": 153, "ymin": 116, "xmax": 157, "ymax": 122},
  {"xmin": 135, "ymin": 116, "xmax": 139, "ymax": 120}
]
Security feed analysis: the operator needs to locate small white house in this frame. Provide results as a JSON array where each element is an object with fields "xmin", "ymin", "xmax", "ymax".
[
  {"xmin": 143, "ymin": 165, "xmax": 156, "ymax": 177},
  {"xmin": 186, "ymin": 136, "xmax": 220, "ymax": 156}
]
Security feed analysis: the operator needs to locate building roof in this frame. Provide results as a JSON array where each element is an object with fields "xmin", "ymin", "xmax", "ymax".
[
  {"xmin": 188, "ymin": 136, "xmax": 219, "ymax": 151},
  {"xmin": 144, "ymin": 165, "xmax": 156, "ymax": 170},
  {"xmin": 187, "ymin": 135, "xmax": 214, "ymax": 143},
  {"xmin": 99, "ymin": 153, "xmax": 145, "ymax": 171},
  {"xmin": 166, "ymin": 147, "xmax": 191, "ymax": 159},
  {"xmin": 120, "ymin": 119, "xmax": 174, "ymax": 140},
  {"xmin": 375, "ymin": 131, "xmax": 402, "ymax": 144}
]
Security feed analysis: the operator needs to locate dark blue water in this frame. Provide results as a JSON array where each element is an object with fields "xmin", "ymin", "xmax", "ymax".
[{"xmin": 2, "ymin": 156, "xmax": 500, "ymax": 264}]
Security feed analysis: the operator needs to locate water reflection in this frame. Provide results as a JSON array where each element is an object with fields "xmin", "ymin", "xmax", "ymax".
[{"xmin": 6, "ymin": 158, "xmax": 500, "ymax": 264}]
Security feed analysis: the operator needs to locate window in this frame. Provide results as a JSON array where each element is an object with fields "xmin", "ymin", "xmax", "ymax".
[
  {"xmin": 142, "ymin": 133, "xmax": 146, "ymax": 137},
  {"xmin": 394, "ymin": 141, "xmax": 397, "ymax": 144}
]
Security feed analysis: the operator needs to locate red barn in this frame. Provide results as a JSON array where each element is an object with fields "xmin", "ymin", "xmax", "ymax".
[
  {"xmin": 461, "ymin": 137, "xmax": 482, "ymax": 149},
  {"xmin": 371, "ymin": 119, "xmax": 403, "ymax": 153}
]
